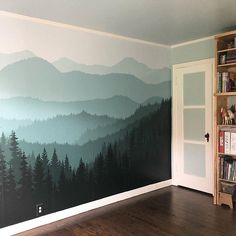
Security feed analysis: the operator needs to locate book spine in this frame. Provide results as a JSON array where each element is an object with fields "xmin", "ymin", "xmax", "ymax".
[
  {"xmin": 218, "ymin": 72, "xmax": 222, "ymax": 93},
  {"xmin": 223, "ymin": 160, "xmax": 226, "ymax": 179},
  {"xmin": 224, "ymin": 131, "xmax": 231, "ymax": 154},
  {"xmin": 231, "ymin": 132, "xmax": 236, "ymax": 154},
  {"xmin": 226, "ymin": 162, "xmax": 229, "ymax": 179},
  {"xmin": 219, "ymin": 131, "xmax": 224, "ymax": 153},
  {"xmin": 222, "ymin": 72, "xmax": 229, "ymax": 92},
  {"xmin": 234, "ymin": 161, "xmax": 236, "ymax": 181},
  {"xmin": 220, "ymin": 157, "xmax": 223, "ymax": 178},
  {"xmin": 229, "ymin": 163, "xmax": 232, "ymax": 180}
]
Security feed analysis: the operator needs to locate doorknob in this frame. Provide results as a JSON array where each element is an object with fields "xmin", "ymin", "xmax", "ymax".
[{"xmin": 205, "ymin": 133, "xmax": 210, "ymax": 142}]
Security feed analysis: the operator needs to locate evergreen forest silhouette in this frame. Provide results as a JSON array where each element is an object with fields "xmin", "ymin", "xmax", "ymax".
[{"xmin": 0, "ymin": 99, "xmax": 171, "ymax": 228}]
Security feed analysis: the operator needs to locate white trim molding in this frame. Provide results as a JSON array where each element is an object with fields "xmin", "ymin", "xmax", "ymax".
[
  {"xmin": 0, "ymin": 179, "xmax": 172, "ymax": 236},
  {"xmin": 171, "ymin": 36, "xmax": 215, "ymax": 48}
]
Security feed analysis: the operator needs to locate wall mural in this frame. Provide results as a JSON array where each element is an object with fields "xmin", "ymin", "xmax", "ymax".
[{"xmin": 0, "ymin": 15, "xmax": 171, "ymax": 228}]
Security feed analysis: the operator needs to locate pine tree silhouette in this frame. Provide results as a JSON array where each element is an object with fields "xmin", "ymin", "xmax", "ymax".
[
  {"xmin": 5, "ymin": 164, "xmax": 17, "ymax": 225},
  {"xmin": 33, "ymin": 155, "xmax": 44, "ymax": 203},
  {"xmin": 50, "ymin": 149, "xmax": 60, "ymax": 185},
  {"xmin": 41, "ymin": 148, "xmax": 49, "ymax": 176},
  {"xmin": 18, "ymin": 151, "xmax": 33, "ymax": 220},
  {"xmin": 0, "ymin": 145, "xmax": 7, "ymax": 227},
  {"xmin": 9, "ymin": 131, "xmax": 21, "ymax": 182}
]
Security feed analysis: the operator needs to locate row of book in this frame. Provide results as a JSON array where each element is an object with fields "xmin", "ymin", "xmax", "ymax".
[
  {"xmin": 226, "ymin": 51, "xmax": 236, "ymax": 64},
  {"xmin": 220, "ymin": 157, "xmax": 236, "ymax": 182},
  {"xmin": 217, "ymin": 72, "xmax": 236, "ymax": 93},
  {"xmin": 219, "ymin": 130, "xmax": 236, "ymax": 154}
]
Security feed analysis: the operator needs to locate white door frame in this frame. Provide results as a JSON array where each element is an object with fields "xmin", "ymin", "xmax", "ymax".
[{"xmin": 172, "ymin": 58, "xmax": 215, "ymax": 194}]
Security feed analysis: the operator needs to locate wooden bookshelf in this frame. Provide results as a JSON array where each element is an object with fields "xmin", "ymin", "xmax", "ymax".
[{"xmin": 214, "ymin": 31, "xmax": 236, "ymax": 208}]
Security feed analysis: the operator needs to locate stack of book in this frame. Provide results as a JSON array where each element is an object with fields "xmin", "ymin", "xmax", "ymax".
[
  {"xmin": 219, "ymin": 130, "xmax": 236, "ymax": 154},
  {"xmin": 227, "ymin": 51, "xmax": 236, "ymax": 64},
  {"xmin": 220, "ymin": 157, "xmax": 236, "ymax": 181},
  {"xmin": 217, "ymin": 72, "xmax": 236, "ymax": 92}
]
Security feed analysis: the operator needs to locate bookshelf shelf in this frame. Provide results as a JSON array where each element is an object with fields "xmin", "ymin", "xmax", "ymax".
[
  {"xmin": 215, "ymin": 31, "xmax": 236, "ymax": 208},
  {"xmin": 219, "ymin": 178, "xmax": 236, "ymax": 184},
  {"xmin": 218, "ymin": 153, "xmax": 236, "ymax": 157},
  {"xmin": 218, "ymin": 47, "xmax": 236, "ymax": 53},
  {"xmin": 218, "ymin": 62, "xmax": 236, "ymax": 68},
  {"xmin": 218, "ymin": 125, "xmax": 236, "ymax": 128},
  {"xmin": 215, "ymin": 92, "xmax": 236, "ymax": 96}
]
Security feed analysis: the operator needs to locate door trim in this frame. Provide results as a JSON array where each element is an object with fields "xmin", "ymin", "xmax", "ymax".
[{"xmin": 172, "ymin": 59, "xmax": 215, "ymax": 194}]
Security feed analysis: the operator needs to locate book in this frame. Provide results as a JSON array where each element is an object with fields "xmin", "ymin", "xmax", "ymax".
[
  {"xmin": 219, "ymin": 131, "xmax": 224, "ymax": 153},
  {"xmin": 231, "ymin": 132, "xmax": 236, "ymax": 154},
  {"xmin": 222, "ymin": 72, "xmax": 229, "ymax": 92},
  {"xmin": 218, "ymin": 72, "xmax": 222, "ymax": 93},
  {"xmin": 224, "ymin": 131, "xmax": 231, "ymax": 154},
  {"xmin": 220, "ymin": 157, "xmax": 224, "ymax": 178}
]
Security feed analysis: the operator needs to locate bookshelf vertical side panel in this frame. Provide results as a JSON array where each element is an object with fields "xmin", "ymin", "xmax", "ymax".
[{"xmin": 214, "ymin": 39, "xmax": 219, "ymax": 205}]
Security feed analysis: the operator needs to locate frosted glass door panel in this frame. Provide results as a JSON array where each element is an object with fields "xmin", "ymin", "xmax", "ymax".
[
  {"xmin": 184, "ymin": 72, "xmax": 205, "ymax": 106},
  {"xmin": 184, "ymin": 108, "xmax": 205, "ymax": 141},
  {"xmin": 184, "ymin": 143, "xmax": 206, "ymax": 177}
]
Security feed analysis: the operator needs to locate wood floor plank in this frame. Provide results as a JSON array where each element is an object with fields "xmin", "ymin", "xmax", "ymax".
[{"xmin": 16, "ymin": 186, "xmax": 236, "ymax": 236}]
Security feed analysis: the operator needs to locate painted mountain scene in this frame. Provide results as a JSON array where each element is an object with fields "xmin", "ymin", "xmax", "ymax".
[
  {"xmin": 0, "ymin": 16, "xmax": 171, "ymax": 228},
  {"xmin": 0, "ymin": 53, "xmax": 171, "ymax": 227}
]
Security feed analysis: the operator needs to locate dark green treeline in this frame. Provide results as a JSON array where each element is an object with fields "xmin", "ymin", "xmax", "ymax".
[{"xmin": 0, "ymin": 99, "xmax": 171, "ymax": 228}]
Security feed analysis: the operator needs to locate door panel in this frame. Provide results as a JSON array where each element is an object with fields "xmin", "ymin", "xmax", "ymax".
[
  {"xmin": 184, "ymin": 108, "xmax": 205, "ymax": 141},
  {"xmin": 183, "ymin": 72, "xmax": 205, "ymax": 106},
  {"xmin": 184, "ymin": 143, "xmax": 206, "ymax": 177}
]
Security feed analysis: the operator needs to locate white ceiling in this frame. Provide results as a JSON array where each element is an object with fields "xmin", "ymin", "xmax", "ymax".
[{"xmin": 0, "ymin": 0, "xmax": 236, "ymax": 45}]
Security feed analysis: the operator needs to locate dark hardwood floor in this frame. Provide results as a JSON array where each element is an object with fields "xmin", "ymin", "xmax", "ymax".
[{"xmin": 16, "ymin": 186, "xmax": 236, "ymax": 236}]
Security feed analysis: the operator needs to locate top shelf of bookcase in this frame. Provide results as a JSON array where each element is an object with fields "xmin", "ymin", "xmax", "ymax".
[
  {"xmin": 218, "ymin": 47, "xmax": 236, "ymax": 53},
  {"xmin": 215, "ymin": 31, "xmax": 236, "ymax": 40}
]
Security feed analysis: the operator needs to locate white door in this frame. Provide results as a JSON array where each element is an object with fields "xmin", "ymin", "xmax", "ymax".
[{"xmin": 172, "ymin": 59, "xmax": 213, "ymax": 194}]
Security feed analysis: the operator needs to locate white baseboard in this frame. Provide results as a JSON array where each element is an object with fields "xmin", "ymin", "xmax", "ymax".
[{"xmin": 0, "ymin": 179, "xmax": 172, "ymax": 236}]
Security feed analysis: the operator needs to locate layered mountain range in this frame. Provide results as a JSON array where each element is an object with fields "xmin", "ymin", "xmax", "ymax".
[
  {"xmin": 53, "ymin": 57, "xmax": 171, "ymax": 84},
  {"xmin": 0, "ymin": 57, "xmax": 170, "ymax": 103}
]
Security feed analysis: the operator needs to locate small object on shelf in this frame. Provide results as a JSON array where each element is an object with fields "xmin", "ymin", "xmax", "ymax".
[
  {"xmin": 221, "ymin": 107, "xmax": 230, "ymax": 125},
  {"xmin": 220, "ymin": 106, "xmax": 235, "ymax": 125},
  {"xmin": 220, "ymin": 107, "xmax": 227, "ymax": 125},
  {"xmin": 227, "ymin": 109, "xmax": 235, "ymax": 125},
  {"xmin": 219, "ymin": 54, "xmax": 226, "ymax": 64},
  {"xmin": 221, "ymin": 182, "xmax": 236, "ymax": 194},
  {"xmin": 227, "ymin": 42, "xmax": 234, "ymax": 49}
]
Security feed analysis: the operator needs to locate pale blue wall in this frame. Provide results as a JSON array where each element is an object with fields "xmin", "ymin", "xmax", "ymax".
[{"xmin": 171, "ymin": 38, "xmax": 215, "ymax": 65}]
